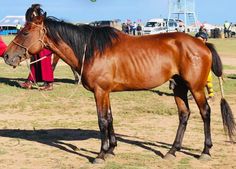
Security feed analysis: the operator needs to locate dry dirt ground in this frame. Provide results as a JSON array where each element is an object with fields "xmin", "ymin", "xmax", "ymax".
[{"xmin": 0, "ymin": 54, "xmax": 235, "ymax": 169}]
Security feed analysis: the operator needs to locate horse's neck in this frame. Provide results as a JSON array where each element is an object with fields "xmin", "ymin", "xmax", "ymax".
[{"xmin": 49, "ymin": 41, "xmax": 80, "ymax": 70}]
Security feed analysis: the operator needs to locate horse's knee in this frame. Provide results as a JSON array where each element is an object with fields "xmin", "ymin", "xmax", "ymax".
[{"xmin": 179, "ymin": 111, "xmax": 190, "ymax": 126}]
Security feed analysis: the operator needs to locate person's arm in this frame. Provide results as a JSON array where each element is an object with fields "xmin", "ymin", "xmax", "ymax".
[{"xmin": 0, "ymin": 37, "xmax": 7, "ymax": 57}]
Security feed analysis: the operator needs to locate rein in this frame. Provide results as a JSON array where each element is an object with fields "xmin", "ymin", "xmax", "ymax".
[{"xmin": 78, "ymin": 44, "xmax": 87, "ymax": 84}]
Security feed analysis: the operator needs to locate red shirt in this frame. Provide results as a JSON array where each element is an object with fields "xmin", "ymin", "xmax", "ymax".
[{"xmin": 0, "ymin": 36, "xmax": 7, "ymax": 57}]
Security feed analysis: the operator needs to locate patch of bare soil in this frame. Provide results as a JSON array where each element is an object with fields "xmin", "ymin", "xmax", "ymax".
[{"xmin": 1, "ymin": 94, "xmax": 235, "ymax": 169}]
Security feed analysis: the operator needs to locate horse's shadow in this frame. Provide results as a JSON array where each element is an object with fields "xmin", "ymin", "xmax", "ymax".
[
  {"xmin": 0, "ymin": 128, "xmax": 201, "ymax": 163},
  {"xmin": 0, "ymin": 77, "xmax": 75, "ymax": 87},
  {"xmin": 227, "ymin": 74, "xmax": 236, "ymax": 80},
  {"xmin": 149, "ymin": 89, "xmax": 174, "ymax": 96}
]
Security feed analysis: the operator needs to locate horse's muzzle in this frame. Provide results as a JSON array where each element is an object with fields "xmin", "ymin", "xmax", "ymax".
[{"xmin": 3, "ymin": 53, "xmax": 21, "ymax": 67}]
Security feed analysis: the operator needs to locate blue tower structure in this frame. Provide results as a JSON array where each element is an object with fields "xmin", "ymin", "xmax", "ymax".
[{"xmin": 168, "ymin": 0, "xmax": 197, "ymax": 32}]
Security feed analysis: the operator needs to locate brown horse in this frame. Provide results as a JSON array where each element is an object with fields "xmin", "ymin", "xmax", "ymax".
[
  {"xmin": 52, "ymin": 54, "xmax": 80, "ymax": 84},
  {"xmin": 3, "ymin": 5, "xmax": 235, "ymax": 163}
]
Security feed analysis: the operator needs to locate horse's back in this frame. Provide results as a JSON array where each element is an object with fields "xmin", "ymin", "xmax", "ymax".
[{"xmin": 84, "ymin": 31, "xmax": 212, "ymax": 92}]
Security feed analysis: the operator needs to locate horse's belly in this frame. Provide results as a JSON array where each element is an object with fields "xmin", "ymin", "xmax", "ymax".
[{"xmin": 113, "ymin": 68, "xmax": 172, "ymax": 91}]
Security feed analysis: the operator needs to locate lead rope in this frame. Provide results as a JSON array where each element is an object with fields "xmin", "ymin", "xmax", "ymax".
[
  {"xmin": 67, "ymin": 44, "xmax": 87, "ymax": 99},
  {"xmin": 78, "ymin": 44, "xmax": 87, "ymax": 84},
  {"xmin": 29, "ymin": 56, "xmax": 47, "ymax": 65},
  {"xmin": 25, "ymin": 59, "xmax": 48, "ymax": 99}
]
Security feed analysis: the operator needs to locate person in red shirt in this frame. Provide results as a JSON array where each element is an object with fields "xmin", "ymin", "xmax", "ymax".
[
  {"xmin": 0, "ymin": 36, "xmax": 7, "ymax": 57},
  {"xmin": 19, "ymin": 48, "xmax": 54, "ymax": 91}
]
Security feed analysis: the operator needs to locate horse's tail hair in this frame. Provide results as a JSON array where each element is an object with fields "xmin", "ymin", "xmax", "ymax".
[
  {"xmin": 219, "ymin": 78, "xmax": 236, "ymax": 142},
  {"xmin": 206, "ymin": 42, "xmax": 222, "ymax": 77},
  {"xmin": 206, "ymin": 42, "xmax": 236, "ymax": 142}
]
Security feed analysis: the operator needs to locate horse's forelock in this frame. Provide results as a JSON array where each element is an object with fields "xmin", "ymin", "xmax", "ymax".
[{"xmin": 25, "ymin": 4, "xmax": 45, "ymax": 22}]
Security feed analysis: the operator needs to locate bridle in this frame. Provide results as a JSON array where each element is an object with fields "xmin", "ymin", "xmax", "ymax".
[
  {"xmin": 12, "ymin": 22, "xmax": 47, "ymax": 60},
  {"xmin": 11, "ymin": 21, "xmax": 87, "ymax": 86}
]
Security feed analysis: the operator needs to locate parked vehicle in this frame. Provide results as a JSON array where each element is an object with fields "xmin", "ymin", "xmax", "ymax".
[
  {"xmin": 89, "ymin": 20, "xmax": 122, "ymax": 30},
  {"xmin": 229, "ymin": 23, "xmax": 236, "ymax": 37},
  {"xmin": 143, "ymin": 18, "xmax": 178, "ymax": 35}
]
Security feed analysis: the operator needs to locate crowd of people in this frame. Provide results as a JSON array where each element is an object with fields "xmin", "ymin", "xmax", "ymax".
[
  {"xmin": 121, "ymin": 22, "xmax": 142, "ymax": 35},
  {"xmin": 223, "ymin": 20, "xmax": 233, "ymax": 38}
]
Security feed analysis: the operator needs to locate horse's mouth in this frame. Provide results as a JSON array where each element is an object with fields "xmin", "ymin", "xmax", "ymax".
[{"xmin": 4, "ymin": 55, "xmax": 21, "ymax": 67}]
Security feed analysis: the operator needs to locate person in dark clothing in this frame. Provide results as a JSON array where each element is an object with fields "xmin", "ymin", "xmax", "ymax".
[
  {"xmin": 136, "ymin": 24, "xmax": 142, "ymax": 35},
  {"xmin": 195, "ymin": 25, "xmax": 208, "ymax": 42}
]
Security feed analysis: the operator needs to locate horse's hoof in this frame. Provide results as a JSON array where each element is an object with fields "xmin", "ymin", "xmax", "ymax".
[
  {"xmin": 163, "ymin": 153, "xmax": 176, "ymax": 160},
  {"xmin": 93, "ymin": 158, "xmax": 105, "ymax": 164},
  {"xmin": 199, "ymin": 153, "xmax": 211, "ymax": 161},
  {"xmin": 105, "ymin": 153, "xmax": 115, "ymax": 159}
]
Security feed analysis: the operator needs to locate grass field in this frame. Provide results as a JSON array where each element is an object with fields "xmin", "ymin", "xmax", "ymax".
[{"xmin": 0, "ymin": 35, "xmax": 235, "ymax": 169}]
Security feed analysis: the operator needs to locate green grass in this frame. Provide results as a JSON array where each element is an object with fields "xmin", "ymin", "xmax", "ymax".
[
  {"xmin": 1, "ymin": 35, "xmax": 15, "ymax": 45},
  {"xmin": 177, "ymin": 157, "xmax": 191, "ymax": 169},
  {"xmin": 208, "ymin": 38, "xmax": 236, "ymax": 55},
  {"xmin": 223, "ymin": 64, "xmax": 236, "ymax": 70}
]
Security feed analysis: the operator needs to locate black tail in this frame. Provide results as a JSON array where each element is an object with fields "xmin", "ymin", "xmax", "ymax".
[
  {"xmin": 221, "ymin": 98, "xmax": 236, "ymax": 141},
  {"xmin": 206, "ymin": 42, "xmax": 235, "ymax": 142},
  {"xmin": 206, "ymin": 42, "xmax": 222, "ymax": 77}
]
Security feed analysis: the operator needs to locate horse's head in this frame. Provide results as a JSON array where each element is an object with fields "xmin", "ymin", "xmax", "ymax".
[{"xmin": 4, "ymin": 4, "xmax": 47, "ymax": 67}]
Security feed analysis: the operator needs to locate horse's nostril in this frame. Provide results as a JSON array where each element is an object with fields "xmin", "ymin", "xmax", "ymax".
[{"xmin": 3, "ymin": 53, "xmax": 9, "ymax": 61}]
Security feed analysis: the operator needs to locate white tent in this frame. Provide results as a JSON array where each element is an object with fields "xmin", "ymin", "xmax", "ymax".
[
  {"xmin": 0, "ymin": 16, "xmax": 25, "ymax": 27},
  {"xmin": 0, "ymin": 16, "xmax": 25, "ymax": 35}
]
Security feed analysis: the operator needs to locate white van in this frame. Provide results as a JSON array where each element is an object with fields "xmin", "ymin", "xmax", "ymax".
[{"xmin": 143, "ymin": 18, "xmax": 178, "ymax": 35}]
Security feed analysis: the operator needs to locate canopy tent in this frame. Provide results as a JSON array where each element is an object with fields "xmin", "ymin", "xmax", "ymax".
[{"xmin": 0, "ymin": 16, "xmax": 25, "ymax": 35}]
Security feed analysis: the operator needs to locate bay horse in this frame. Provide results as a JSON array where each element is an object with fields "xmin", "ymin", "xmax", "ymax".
[
  {"xmin": 52, "ymin": 54, "xmax": 80, "ymax": 84},
  {"xmin": 3, "ymin": 5, "xmax": 235, "ymax": 163}
]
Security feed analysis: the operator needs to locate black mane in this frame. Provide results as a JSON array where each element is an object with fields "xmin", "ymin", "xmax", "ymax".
[{"xmin": 44, "ymin": 17, "xmax": 120, "ymax": 63}]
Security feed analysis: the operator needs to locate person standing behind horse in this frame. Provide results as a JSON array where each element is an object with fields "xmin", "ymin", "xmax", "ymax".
[
  {"xmin": 0, "ymin": 36, "xmax": 7, "ymax": 57},
  {"xmin": 195, "ymin": 25, "xmax": 208, "ymax": 42},
  {"xmin": 19, "ymin": 49, "xmax": 54, "ymax": 91},
  {"xmin": 16, "ymin": 22, "xmax": 22, "ymax": 34},
  {"xmin": 224, "ymin": 20, "xmax": 231, "ymax": 38},
  {"xmin": 136, "ymin": 24, "xmax": 142, "ymax": 35},
  {"xmin": 195, "ymin": 25, "xmax": 214, "ymax": 99}
]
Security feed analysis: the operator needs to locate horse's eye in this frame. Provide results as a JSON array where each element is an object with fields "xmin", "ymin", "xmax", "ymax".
[{"xmin": 23, "ymin": 32, "xmax": 29, "ymax": 36}]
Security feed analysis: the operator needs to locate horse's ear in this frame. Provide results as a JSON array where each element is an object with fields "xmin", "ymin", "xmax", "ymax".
[{"xmin": 43, "ymin": 12, "xmax": 47, "ymax": 18}]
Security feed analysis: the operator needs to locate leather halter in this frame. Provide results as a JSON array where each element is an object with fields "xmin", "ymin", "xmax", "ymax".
[{"xmin": 12, "ymin": 22, "xmax": 47, "ymax": 60}]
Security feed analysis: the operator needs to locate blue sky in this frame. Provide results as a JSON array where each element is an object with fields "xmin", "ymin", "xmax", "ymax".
[{"xmin": 0, "ymin": 0, "xmax": 235, "ymax": 24}]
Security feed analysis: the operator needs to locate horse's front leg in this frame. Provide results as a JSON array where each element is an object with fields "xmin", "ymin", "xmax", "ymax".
[
  {"xmin": 93, "ymin": 88, "xmax": 116, "ymax": 163},
  {"xmin": 106, "ymin": 102, "xmax": 117, "ymax": 157}
]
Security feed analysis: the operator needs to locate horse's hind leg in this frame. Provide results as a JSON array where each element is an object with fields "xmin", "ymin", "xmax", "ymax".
[
  {"xmin": 165, "ymin": 78, "xmax": 190, "ymax": 159},
  {"xmin": 191, "ymin": 89, "xmax": 212, "ymax": 160}
]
